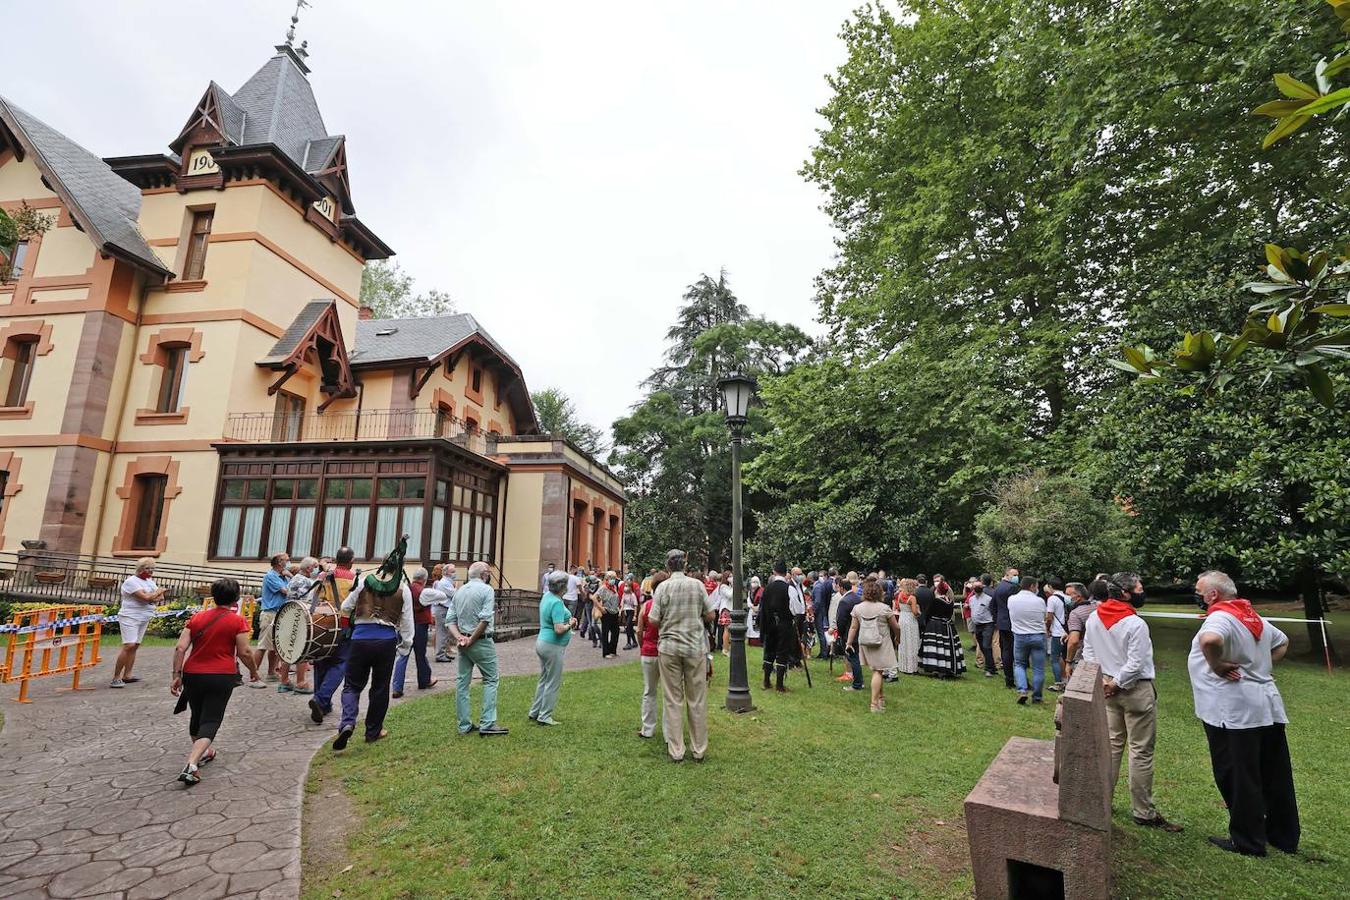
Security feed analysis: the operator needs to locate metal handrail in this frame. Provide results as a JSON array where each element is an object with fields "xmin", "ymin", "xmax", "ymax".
[
  {"xmin": 0, "ymin": 549, "xmax": 264, "ymax": 607},
  {"xmin": 223, "ymin": 408, "xmax": 494, "ymax": 453}
]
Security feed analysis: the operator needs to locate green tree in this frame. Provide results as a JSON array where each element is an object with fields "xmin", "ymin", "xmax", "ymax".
[
  {"xmin": 974, "ymin": 471, "xmax": 1134, "ymax": 581},
  {"xmin": 531, "ymin": 387, "xmax": 605, "ymax": 456},
  {"xmin": 359, "ymin": 260, "xmax": 456, "ymax": 319},
  {"xmin": 1115, "ymin": 0, "xmax": 1350, "ymax": 403},
  {"xmin": 611, "ymin": 271, "xmax": 808, "ymax": 572}
]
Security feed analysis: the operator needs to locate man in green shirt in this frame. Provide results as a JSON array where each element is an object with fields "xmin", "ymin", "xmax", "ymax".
[
  {"xmin": 449, "ymin": 562, "xmax": 507, "ymax": 736},
  {"xmin": 649, "ymin": 549, "xmax": 716, "ymax": 763}
]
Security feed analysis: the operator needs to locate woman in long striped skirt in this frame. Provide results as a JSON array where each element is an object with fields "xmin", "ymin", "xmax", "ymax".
[{"xmin": 918, "ymin": 585, "xmax": 966, "ymax": 678}]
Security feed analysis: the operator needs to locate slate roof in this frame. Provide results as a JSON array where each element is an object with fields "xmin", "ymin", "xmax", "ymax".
[
  {"xmin": 230, "ymin": 52, "xmax": 329, "ymax": 173},
  {"xmin": 349, "ymin": 313, "xmax": 521, "ymax": 372},
  {"xmin": 260, "ymin": 299, "xmax": 333, "ymax": 365},
  {"xmin": 0, "ymin": 94, "xmax": 169, "ymax": 277}
]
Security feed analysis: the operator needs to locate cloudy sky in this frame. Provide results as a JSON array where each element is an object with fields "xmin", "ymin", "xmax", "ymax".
[{"xmin": 8, "ymin": 0, "xmax": 855, "ymax": 435}]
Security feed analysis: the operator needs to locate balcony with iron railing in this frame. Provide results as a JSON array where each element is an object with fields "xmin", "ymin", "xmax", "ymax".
[{"xmin": 223, "ymin": 408, "xmax": 492, "ymax": 455}]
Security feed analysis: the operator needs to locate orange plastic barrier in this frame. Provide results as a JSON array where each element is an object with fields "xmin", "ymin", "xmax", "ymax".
[{"xmin": 2, "ymin": 605, "xmax": 104, "ymax": 703}]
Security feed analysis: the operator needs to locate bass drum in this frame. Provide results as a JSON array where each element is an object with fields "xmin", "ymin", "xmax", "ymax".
[{"xmin": 272, "ymin": 598, "xmax": 342, "ymax": 664}]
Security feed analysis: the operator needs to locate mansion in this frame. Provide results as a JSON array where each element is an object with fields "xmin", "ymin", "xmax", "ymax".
[{"xmin": 0, "ymin": 38, "xmax": 624, "ymax": 589}]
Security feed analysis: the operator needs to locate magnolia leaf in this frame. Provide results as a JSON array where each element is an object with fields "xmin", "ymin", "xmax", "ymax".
[
  {"xmin": 1262, "ymin": 114, "xmax": 1312, "ymax": 148},
  {"xmin": 1251, "ymin": 99, "xmax": 1310, "ymax": 117},
  {"xmin": 1121, "ymin": 345, "xmax": 1152, "ymax": 373},
  {"xmin": 1265, "ymin": 243, "xmax": 1287, "ymax": 273},
  {"xmin": 1220, "ymin": 335, "xmax": 1249, "ymax": 366},
  {"xmin": 1312, "ymin": 303, "xmax": 1350, "ymax": 316},
  {"xmin": 1107, "ymin": 357, "xmax": 1143, "ymax": 374},
  {"xmin": 1317, "ymin": 58, "xmax": 1332, "ymax": 94},
  {"xmin": 1268, "ymin": 311, "xmax": 1285, "ymax": 333},
  {"xmin": 1291, "ymin": 86, "xmax": 1350, "ymax": 115},
  {"xmin": 1301, "ymin": 364, "xmax": 1336, "ymax": 408},
  {"xmin": 1243, "ymin": 281, "xmax": 1301, "ymax": 294},
  {"xmin": 1306, "ymin": 329, "xmax": 1350, "ymax": 349},
  {"xmin": 1327, "ymin": 54, "xmax": 1350, "ymax": 78},
  {"xmin": 1274, "ymin": 73, "xmax": 1319, "ymax": 100}
]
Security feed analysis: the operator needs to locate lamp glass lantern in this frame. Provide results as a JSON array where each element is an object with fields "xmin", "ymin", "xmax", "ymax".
[{"xmin": 717, "ymin": 372, "xmax": 757, "ymax": 425}]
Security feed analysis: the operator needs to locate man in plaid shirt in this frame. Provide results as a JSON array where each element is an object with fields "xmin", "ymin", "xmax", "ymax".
[{"xmin": 648, "ymin": 549, "xmax": 717, "ymax": 763}]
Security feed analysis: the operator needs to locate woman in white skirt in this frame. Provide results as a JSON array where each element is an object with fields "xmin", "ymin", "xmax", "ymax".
[{"xmin": 893, "ymin": 578, "xmax": 922, "ymax": 674}]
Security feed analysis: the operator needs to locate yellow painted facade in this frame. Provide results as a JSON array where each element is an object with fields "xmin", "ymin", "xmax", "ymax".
[{"xmin": 0, "ymin": 47, "xmax": 623, "ymax": 590}]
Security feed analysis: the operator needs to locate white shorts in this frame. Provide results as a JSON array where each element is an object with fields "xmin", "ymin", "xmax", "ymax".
[{"xmin": 119, "ymin": 615, "xmax": 151, "ymax": 644}]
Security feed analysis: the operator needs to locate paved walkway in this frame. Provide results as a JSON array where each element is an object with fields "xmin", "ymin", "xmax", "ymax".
[{"xmin": 0, "ymin": 635, "xmax": 631, "ymax": 899}]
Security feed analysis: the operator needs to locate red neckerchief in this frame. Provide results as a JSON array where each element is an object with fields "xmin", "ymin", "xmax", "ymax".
[
  {"xmin": 1095, "ymin": 599, "xmax": 1137, "ymax": 630},
  {"xmin": 1208, "ymin": 598, "xmax": 1263, "ymax": 640}
]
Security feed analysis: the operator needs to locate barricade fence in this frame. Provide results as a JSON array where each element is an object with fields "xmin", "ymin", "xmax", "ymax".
[
  {"xmin": 1136, "ymin": 609, "xmax": 1335, "ymax": 674},
  {"xmin": 1, "ymin": 605, "xmax": 196, "ymax": 702}
]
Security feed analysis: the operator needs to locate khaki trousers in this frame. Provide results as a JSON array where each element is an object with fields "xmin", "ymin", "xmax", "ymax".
[
  {"xmin": 658, "ymin": 652, "xmax": 707, "ymax": 760},
  {"xmin": 1106, "ymin": 680, "xmax": 1159, "ymax": 820}
]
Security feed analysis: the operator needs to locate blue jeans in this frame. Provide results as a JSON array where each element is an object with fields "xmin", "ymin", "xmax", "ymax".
[
  {"xmin": 1048, "ymin": 635, "xmax": 1064, "ymax": 684},
  {"xmin": 1013, "ymin": 633, "xmax": 1046, "ymax": 700},
  {"xmin": 339, "ymin": 637, "xmax": 397, "ymax": 737},
  {"xmin": 456, "ymin": 638, "xmax": 500, "ymax": 732},
  {"xmin": 845, "ymin": 646, "xmax": 863, "ymax": 689},
  {"xmin": 813, "ymin": 607, "xmax": 829, "ymax": 656},
  {"xmin": 393, "ymin": 622, "xmax": 433, "ymax": 691},
  {"xmin": 313, "ymin": 640, "xmax": 349, "ymax": 713}
]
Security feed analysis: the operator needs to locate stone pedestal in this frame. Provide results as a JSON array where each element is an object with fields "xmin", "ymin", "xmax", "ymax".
[{"xmin": 964, "ymin": 662, "xmax": 1112, "ymax": 900}]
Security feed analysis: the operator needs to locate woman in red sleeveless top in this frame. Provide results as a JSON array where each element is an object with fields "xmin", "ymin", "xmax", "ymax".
[
  {"xmin": 635, "ymin": 571, "xmax": 669, "ymax": 739},
  {"xmin": 170, "ymin": 577, "xmax": 260, "ymax": 785}
]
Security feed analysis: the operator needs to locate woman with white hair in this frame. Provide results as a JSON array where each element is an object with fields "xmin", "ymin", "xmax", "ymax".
[
  {"xmin": 528, "ymin": 569, "xmax": 577, "ymax": 726},
  {"xmin": 392, "ymin": 567, "xmax": 438, "ymax": 698},
  {"xmin": 112, "ymin": 557, "xmax": 166, "ymax": 688}
]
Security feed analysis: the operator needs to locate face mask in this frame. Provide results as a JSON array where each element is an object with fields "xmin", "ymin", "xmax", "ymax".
[{"xmin": 1193, "ymin": 592, "xmax": 1208, "ymax": 610}]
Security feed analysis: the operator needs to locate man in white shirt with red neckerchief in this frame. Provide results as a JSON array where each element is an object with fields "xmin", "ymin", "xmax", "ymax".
[
  {"xmin": 1082, "ymin": 578, "xmax": 1182, "ymax": 834},
  {"xmin": 1189, "ymin": 570, "xmax": 1299, "ymax": 857}
]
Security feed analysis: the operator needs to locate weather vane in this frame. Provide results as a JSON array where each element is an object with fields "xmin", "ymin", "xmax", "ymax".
[{"xmin": 284, "ymin": 0, "xmax": 311, "ymax": 47}]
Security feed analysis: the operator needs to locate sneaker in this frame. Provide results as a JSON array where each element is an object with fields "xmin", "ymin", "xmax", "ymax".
[
  {"xmin": 177, "ymin": 764, "xmax": 200, "ymax": 786},
  {"xmin": 536, "ymin": 718, "xmax": 560, "ymax": 727},
  {"xmin": 247, "ymin": 680, "xmax": 268, "ymax": 689},
  {"xmin": 391, "ymin": 691, "xmax": 404, "ymax": 699},
  {"xmin": 292, "ymin": 686, "xmax": 314, "ymax": 695},
  {"xmin": 365, "ymin": 729, "xmax": 389, "ymax": 743},
  {"xmin": 277, "ymin": 683, "xmax": 294, "ymax": 694},
  {"xmin": 122, "ymin": 677, "xmax": 141, "ymax": 684},
  {"xmin": 479, "ymin": 723, "xmax": 509, "ymax": 737},
  {"xmin": 1016, "ymin": 692, "xmax": 1028, "ymax": 705},
  {"xmin": 460, "ymin": 724, "xmax": 479, "ymax": 735},
  {"xmin": 199, "ymin": 748, "xmax": 216, "ymax": 766},
  {"xmin": 842, "ymin": 685, "xmax": 863, "ymax": 692},
  {"xmin": 309, "ymin": 698, "xmax": 325, "ymax": 724},
  {"xmin": 1047, "ymin": 683, "xmax": 1062, "ymax": 692},
  {"xmin": 984, "ymin": 671, "xmax": 996, "ymax": 678},
  {"xmin": 110, "ymin": 679, "xmax": 126, "ymax": 688}
]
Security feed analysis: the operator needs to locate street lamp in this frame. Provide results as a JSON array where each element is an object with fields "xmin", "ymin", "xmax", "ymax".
[{"xmin": 717, "ymin": 371, "xmax": 757, "ymax": 714}]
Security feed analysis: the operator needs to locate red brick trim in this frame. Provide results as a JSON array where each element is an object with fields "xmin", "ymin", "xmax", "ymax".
[
  {"xmin": 111, "ymin": 455, "xmax": 183, "ymax": 556},
  {"xmin": 0, "ymin": 450, "xmax": 23, "ymax": 549}
]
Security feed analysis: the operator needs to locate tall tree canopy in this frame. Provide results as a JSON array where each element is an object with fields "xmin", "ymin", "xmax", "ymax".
[
  {"xmin": 611, "ymin": 271, "xmax": 809, "ymax": 572},
  {"xmin": 742, "ymin": 0, "xmax": 1348, "ymax": 649},
  {"xmin": 531, "ymin": 387, "xmax": 605, "ymax": 457}
]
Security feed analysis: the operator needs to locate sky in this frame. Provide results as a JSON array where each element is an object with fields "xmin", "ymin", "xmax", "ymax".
[{"xmin": 6, "ymin": 0, "xmax": 856, "ymax": 435}]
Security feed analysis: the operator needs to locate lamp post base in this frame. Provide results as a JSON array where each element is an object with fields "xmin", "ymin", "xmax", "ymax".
[{"xmin": 725, "ymin": 611, "xmax": 754, "ymax": 713}]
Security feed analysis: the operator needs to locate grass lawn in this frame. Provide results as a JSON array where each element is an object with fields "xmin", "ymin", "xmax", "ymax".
[{"xmin": 302, "ymin": 602, "xmax": 1348, "ymax": 899}]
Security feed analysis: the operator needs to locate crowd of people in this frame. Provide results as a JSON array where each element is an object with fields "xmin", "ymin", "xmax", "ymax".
[{"xmin": 128, "ymin": 543, "xmax": 1302, "ymax": 860}]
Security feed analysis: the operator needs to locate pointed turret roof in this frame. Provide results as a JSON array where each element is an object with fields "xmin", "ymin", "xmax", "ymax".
[{"xmin": 230, "ymin": 49, "xmax": 330, "ymax": 171}]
